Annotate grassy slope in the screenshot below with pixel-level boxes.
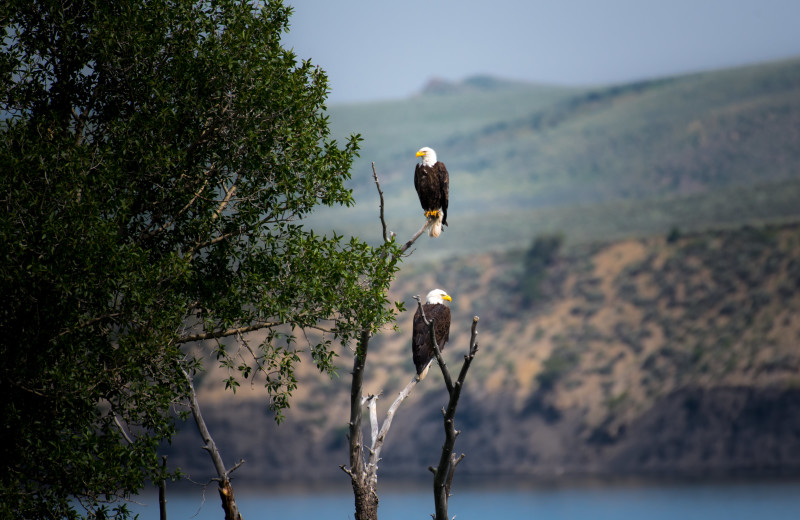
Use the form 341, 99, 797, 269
309, 57, 800, 261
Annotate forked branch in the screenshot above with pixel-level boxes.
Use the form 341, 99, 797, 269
430, 315, 480, 520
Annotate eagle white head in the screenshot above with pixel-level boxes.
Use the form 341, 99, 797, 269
425, 288, 452, 305
416, 146, 437, 167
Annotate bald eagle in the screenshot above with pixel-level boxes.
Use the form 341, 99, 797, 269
415, 147, 449, 237
412, 289, 452, 381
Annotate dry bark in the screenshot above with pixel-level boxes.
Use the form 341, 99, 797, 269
182, 366, 245, 520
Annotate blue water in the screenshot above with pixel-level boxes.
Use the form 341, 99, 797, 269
129, 479, 800, 519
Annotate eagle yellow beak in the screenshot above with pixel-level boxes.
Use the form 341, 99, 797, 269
416, 150, 426, 157
443, 294, 452, 302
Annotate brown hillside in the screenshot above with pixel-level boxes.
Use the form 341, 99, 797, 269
168, 222, 800, 482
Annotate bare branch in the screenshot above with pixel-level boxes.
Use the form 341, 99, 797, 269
442, 452, 466, 502
181, 366, 244, 520
366, 394, 378, 449
177, 321, 280, 343
226, 458, 246, 478
432, 316, 481, 520
371, 163, 389, 243
140, 176, 211, 242
112, 414, 135, 445
182, 367, 228, 480
212, 176, 238, 222
187, 196, 298, 254
372, 162, 428, 255
400, 221, 430, 255
368, 376, 420, 474
181, 174, 240, 259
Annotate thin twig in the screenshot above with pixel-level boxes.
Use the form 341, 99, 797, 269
400, 222, 430, 255
226, 459, 246, 478
371, 162, 389, 243
141, 176, 211, 242
212, 176, 239, 222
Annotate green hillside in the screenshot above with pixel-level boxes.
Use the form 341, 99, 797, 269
308, 57, 800, 261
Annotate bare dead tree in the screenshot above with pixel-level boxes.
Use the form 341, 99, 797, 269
416, 298, 481, 520
341, 164, 430, 520
181, 366, 246, 520
342, 371, 424, 519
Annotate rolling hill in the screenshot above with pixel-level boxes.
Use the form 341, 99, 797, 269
310, 56, 800, 260
165, 57, 800, 485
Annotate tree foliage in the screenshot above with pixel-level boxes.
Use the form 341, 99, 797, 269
0, 0, 399, 517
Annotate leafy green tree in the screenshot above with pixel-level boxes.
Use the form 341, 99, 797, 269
0, 0, 398, 517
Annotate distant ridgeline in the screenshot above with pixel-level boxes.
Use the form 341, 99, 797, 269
167, 221, 800, 482
315, 56, 800, 262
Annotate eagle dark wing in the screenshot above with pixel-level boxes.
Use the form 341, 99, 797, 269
434, 162, 449, 226
411, 303, 452, 375
414, 163, 422, 204
415, 164, 436, 213
412, 307, 430, 375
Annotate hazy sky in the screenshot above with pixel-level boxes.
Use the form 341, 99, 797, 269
283, 0, 800, 104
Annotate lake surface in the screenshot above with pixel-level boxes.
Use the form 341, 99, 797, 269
130, 478, 800, 519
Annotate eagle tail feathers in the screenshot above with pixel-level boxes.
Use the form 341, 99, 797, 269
416, 360, 433, 381
428, 211, 444, 237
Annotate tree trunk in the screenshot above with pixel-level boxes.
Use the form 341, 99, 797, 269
347, 330, 379, 520
341, 170, 429, 520
351, 476, 379, 520
159, 456, 168, 520
218, 480, 243, 520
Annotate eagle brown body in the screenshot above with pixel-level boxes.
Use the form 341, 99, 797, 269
414, 147, 449, 237
412, 289, 452, 380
